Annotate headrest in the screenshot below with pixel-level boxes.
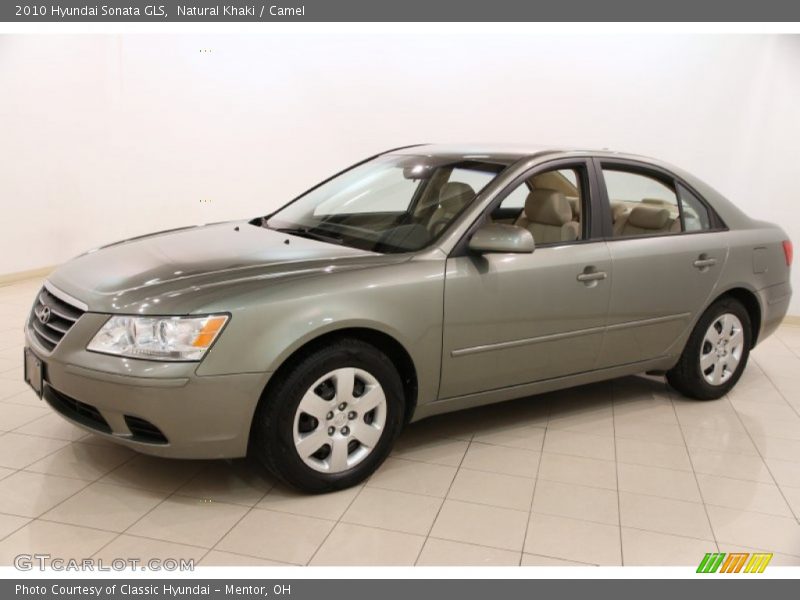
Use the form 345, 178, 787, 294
610, 201, 628, 221
439, 182, 475, 205
525, 189, 572, 226
627, 206, 671, 229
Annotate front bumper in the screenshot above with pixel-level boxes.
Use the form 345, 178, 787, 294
25, 314, 270, 459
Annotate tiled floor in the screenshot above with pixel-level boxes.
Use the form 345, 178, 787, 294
1, 277, 800, 566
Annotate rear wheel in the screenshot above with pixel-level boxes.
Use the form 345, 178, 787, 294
252, 338, 404, 493
666, 297, 751, 400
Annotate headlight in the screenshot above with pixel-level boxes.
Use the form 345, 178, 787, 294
87, 315, 229, 361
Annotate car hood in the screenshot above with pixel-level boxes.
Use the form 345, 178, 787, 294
47, 221, 405, 313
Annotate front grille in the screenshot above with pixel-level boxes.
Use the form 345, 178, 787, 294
124, 415, 169, 444
28, 286, 85, 351
43, 385, 112, 434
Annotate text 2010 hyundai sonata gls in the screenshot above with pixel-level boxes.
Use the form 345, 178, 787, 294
24, 144, 792, 492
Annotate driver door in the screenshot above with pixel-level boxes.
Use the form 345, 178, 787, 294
438, 161, 612, 399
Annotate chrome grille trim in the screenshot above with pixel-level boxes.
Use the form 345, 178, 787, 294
44, 280, 89, 312
28, 284, 87, 352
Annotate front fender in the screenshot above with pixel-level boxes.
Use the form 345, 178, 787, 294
195, 258, 446, 408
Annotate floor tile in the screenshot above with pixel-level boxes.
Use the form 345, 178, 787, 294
696, 473, 793, 517
128, 495, 248, 548
199, 550, 291, 566
617, 463, 701, 502
0, 513, 30, 539
42, 482, 168, 532
14, 413, 93, 441
706, 505, 800, 557
342, 487, 442, 535
689, 448, 774, 483
472, 423, 546, 451
310, 523, 424, 566
613, 415, 685, 446
538, 452, 617, 490
0, 520, 115, 565
521, 553, 592, 566
621, 528, 713, 566
417, 538, 520, 566
618, 492, 713, 540
448, 469, 534, 511
782, 485, 800, 518
532, 479, 619, 526
765, 458, 800, 488
367, 458, 456, 497
681, 425, 759, 456
546, 410, 614, 437
98, 455, 206, 493
460, 442, 540, 478
390, 430, 469, 466
613, 396, 677, 425
26, 441, 134, 481
524, 513, 621, 565
673, 400, 746, 432
0, 471, 86, 517
0, 403, 49, 431
93, 534, 207, 563
0, 433, 69, 469
0, 378, 30, 402
430, 499, 527, 551
177, 460, 274, 507
615, 437, 692, 471
216, 509, 334, 564
257, 484, 361, 521
750, 434, 800, 463
542, 429, 615, 461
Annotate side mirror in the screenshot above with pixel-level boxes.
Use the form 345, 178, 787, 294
468, 223, 535, 254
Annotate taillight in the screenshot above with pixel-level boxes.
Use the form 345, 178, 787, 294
783, 240, 793, 266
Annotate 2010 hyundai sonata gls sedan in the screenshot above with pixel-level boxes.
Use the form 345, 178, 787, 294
24, 144, 792, 492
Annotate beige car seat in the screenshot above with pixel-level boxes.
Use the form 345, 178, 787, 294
428, 182, 475, 235
613, 205, 673, 236
514, 189, 580, 244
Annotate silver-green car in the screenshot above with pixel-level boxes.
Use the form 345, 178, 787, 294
24, 145, 793, 492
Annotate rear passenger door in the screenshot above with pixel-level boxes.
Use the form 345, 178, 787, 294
596, 160, 729, 368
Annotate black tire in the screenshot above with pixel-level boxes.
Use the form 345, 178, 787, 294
251, 338, 405, 493
666, 297, 752, 400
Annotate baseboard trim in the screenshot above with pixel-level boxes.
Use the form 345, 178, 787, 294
0, 266, 55, 287
782, 315, 800, 326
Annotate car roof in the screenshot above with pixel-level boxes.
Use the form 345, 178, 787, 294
391, 143, 664, 165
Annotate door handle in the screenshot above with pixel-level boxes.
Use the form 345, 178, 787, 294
693, 257, 717, 269
577, 271, 607, 282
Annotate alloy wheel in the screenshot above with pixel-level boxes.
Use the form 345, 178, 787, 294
292, 367, 387, 473
700, 313, 745, 386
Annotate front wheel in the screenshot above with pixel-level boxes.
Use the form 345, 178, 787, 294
666, 297, 752, 400
251, 338, 405, 493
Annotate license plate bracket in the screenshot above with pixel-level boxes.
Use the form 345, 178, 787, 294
23, 348, 44, 398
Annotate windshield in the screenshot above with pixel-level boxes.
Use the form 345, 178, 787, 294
263, 154, 508, 253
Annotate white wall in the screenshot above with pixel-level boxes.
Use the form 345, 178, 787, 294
1, 33, 799, 311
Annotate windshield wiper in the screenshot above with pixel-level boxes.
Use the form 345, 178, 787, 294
276, 227, 344, 245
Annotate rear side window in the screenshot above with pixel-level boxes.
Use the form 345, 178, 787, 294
602, 168, 680, 237
678, 184, 712, 231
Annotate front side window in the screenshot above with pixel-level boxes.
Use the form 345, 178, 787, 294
603, 168, 680, 237
493, 167, 585, 245
265, 155, 505, 253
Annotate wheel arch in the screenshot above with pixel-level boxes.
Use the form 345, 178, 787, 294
251, 326, 420, 444
711, 286, 763, 348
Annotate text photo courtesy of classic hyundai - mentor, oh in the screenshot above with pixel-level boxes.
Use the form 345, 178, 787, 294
22, 144, 792, 492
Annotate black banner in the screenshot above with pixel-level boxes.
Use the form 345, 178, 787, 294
3, 0, 800, 22
5, 579, 800, 600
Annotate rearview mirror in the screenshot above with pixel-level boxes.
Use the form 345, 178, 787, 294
468, 223, 535, 254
